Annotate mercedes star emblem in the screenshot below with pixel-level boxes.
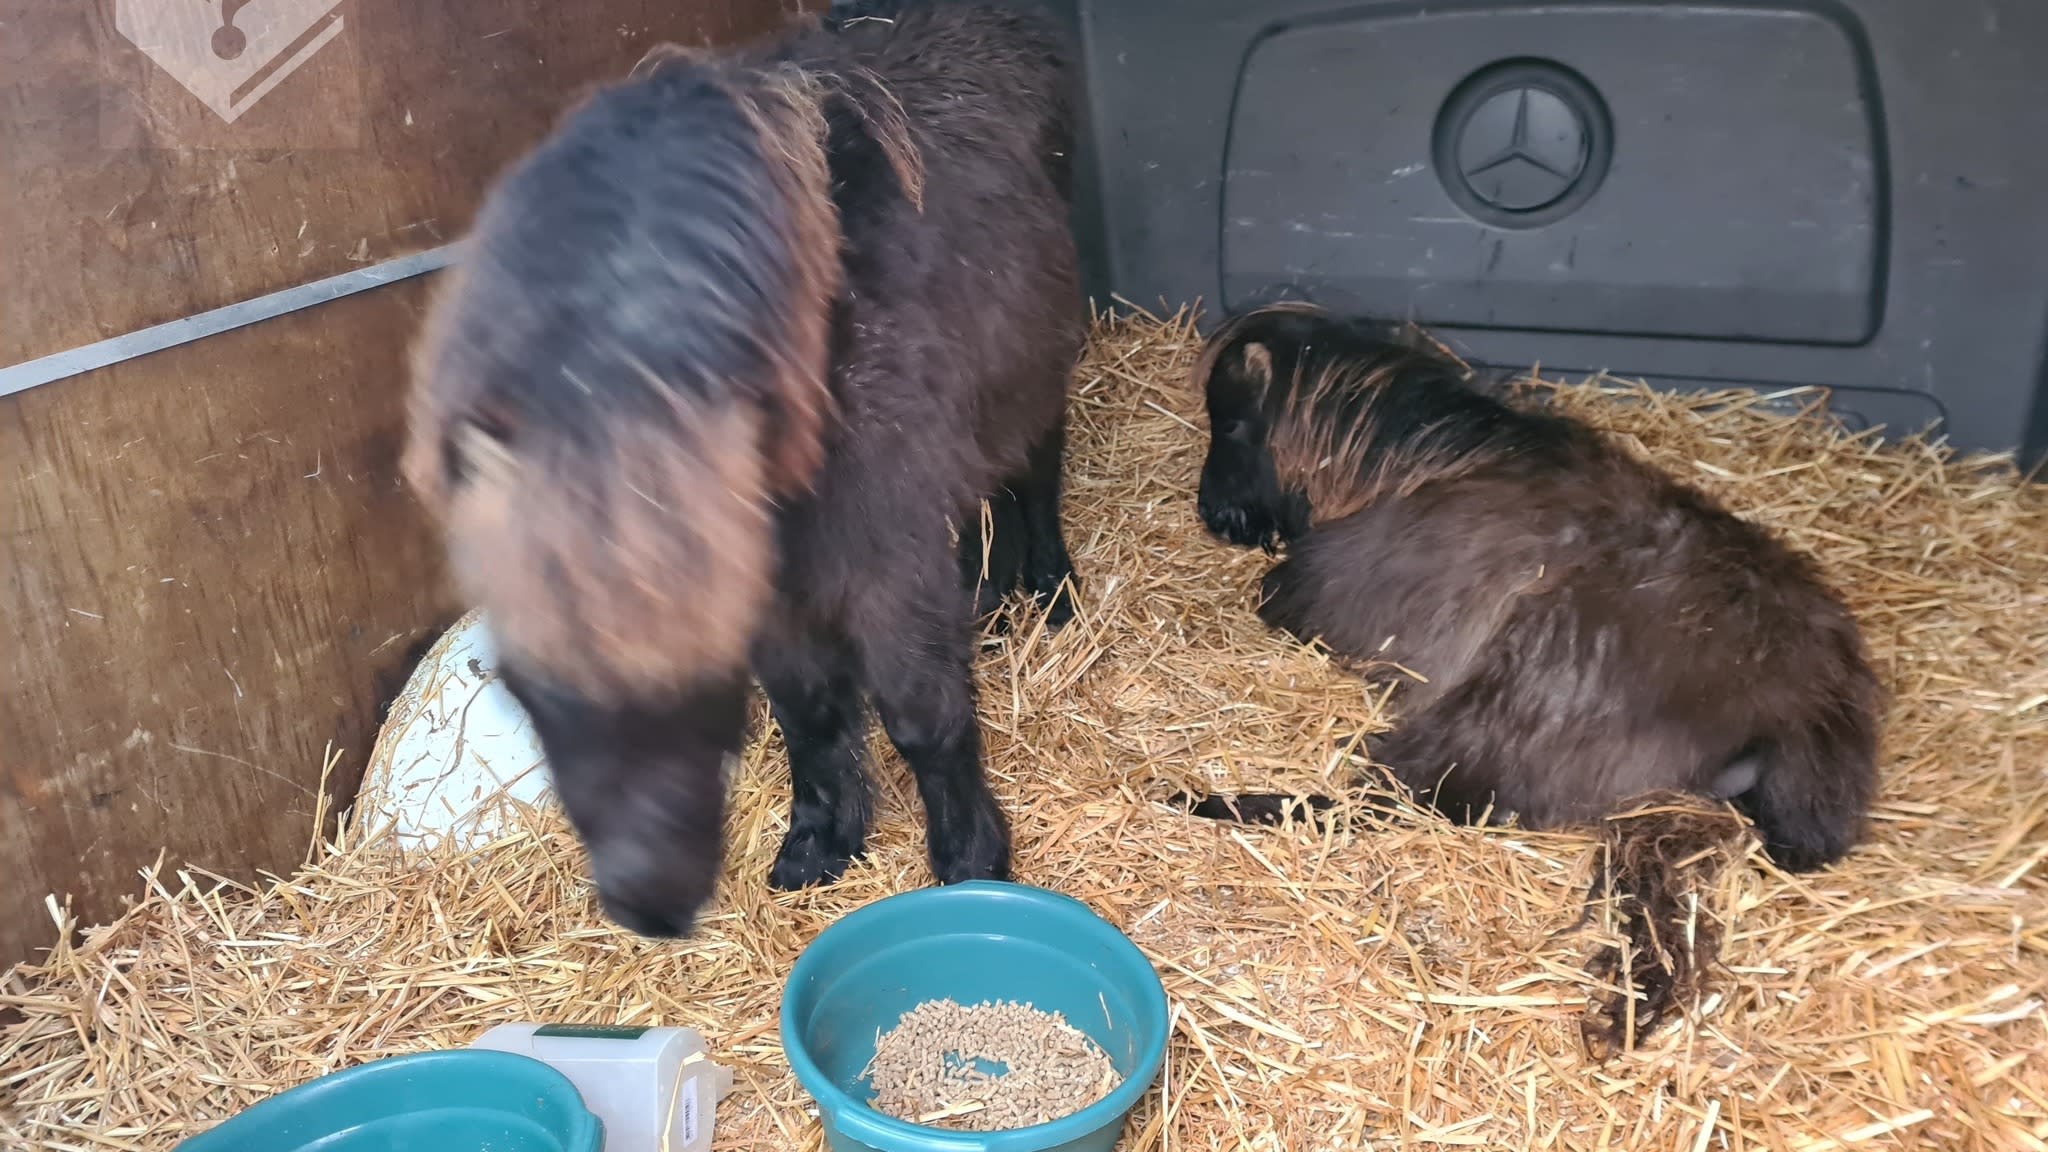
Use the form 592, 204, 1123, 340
1433, 60, 1614, 229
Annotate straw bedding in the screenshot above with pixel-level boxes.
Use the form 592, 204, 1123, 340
4, 311, 2045, 1150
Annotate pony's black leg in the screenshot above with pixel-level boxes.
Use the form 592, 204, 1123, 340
857, 570, 1010, 886
958, 488, 1027, 622
1015, 414, 1078, 628
1255, 555, 1315, 643
754, 622, 874, 891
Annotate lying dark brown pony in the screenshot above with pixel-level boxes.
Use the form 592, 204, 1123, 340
1181, 302, 1884, 1050
404, 0, 1083, 937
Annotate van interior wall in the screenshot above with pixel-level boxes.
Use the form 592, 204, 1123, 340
0, 0, 813, 971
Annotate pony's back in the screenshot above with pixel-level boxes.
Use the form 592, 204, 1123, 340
783, 0, 1083, 498
1269, 445, 1881, 871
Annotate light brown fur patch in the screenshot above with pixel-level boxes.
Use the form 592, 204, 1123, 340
401, 58, 861, 704
1240, 341, 1271, 383
1263, 355, 1488, 525
442, 401, 774, 703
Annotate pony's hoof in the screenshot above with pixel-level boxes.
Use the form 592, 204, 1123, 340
768, 826, 861, 891
927, 810, 1011, 885
1023, 569, 1079, 631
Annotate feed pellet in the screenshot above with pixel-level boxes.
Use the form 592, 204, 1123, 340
860, 997, 1124, 1130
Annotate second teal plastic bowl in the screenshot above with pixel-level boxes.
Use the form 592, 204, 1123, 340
780, 880, 1170, 1152
172, 1049, 603, 1152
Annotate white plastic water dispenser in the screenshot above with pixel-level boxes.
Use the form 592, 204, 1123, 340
468, 1022, 733, 1152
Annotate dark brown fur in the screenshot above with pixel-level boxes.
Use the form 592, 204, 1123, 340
404, 0, 1083, 937
1182, 302, 1885, 1045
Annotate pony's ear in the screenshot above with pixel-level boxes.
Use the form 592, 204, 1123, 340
1240, 341, 1272, 387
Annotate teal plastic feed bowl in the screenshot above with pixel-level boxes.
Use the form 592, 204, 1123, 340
781, 880, 1170, 1152
173, 1049, 603, 1152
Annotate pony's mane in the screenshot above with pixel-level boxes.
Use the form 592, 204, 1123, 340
1196, 303, 1488, 524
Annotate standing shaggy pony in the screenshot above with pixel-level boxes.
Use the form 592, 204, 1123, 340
404, 0, 1084, 937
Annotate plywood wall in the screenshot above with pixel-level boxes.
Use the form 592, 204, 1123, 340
0, 0, 814, 970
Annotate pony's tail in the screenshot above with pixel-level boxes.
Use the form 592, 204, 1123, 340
404, 59, 846, 705
1734, 654, 1884, 874
1577, 793, 1749, 1060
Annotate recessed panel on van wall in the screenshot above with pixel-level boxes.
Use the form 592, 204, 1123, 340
1220, 6, 1883, 346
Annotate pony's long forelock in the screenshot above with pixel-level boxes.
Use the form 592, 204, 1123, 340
400, 263, 470, 518
404, 56, 859, 703
445, 402, 776, 704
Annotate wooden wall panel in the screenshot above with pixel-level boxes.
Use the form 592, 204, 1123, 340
0, 0, 815, 969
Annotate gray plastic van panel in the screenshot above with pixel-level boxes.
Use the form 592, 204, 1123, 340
1223, 6, 1882, 345
1043, 0, 2048, 470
